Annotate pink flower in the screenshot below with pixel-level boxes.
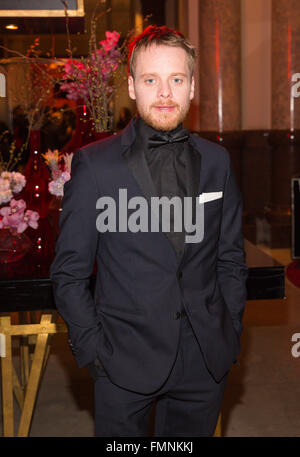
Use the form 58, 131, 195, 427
64, 59, 81, 76
63, 153, 73, 173
0, 205, 11, 217
0, 198, 25, 223
0, 171, 26, 204
18, 210, 40, 233
15, 221, 27, 233
10, 198, 26, 213
61, 171, 71, 182
52, 169, 62, 180
0, 204, 23, 229
99, 31, 120, 52
48, 171, 70, 197
9, 209, 39, 234
0, 198, 39, 233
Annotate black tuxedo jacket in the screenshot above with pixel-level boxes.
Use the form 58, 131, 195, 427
50, 117, 248, 393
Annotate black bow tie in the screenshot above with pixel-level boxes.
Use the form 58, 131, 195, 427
148, 128, 189, 149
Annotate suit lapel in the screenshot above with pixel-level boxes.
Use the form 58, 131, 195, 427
185, 138, 202, 224
122, 137, 159, 206
186, 140, 201, 200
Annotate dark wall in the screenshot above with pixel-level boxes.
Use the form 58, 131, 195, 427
140, 0, 166, 26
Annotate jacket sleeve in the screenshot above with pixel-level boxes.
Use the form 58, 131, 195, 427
50, 149, 102, 367
217, 149, 248, 338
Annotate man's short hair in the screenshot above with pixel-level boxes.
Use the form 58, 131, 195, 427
127, 25, 196, 79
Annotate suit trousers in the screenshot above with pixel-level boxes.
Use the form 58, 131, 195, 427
92, 312, 228, 437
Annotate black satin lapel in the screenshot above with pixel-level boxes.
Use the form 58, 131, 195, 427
185, 141, 201, 200
122, 144, 159, 204
181, 141, 202, 259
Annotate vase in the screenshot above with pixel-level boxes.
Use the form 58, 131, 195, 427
48, 195, 63, 236
49, 195, 63, 212
0, 228, 32, 264
21, 130, 52, 219
61, 98, 113, 151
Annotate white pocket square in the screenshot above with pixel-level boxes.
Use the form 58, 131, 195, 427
199, 192, 223, 204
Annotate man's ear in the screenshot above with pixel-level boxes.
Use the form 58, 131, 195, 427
128, 76, 136, 100
190, 76, 195, 101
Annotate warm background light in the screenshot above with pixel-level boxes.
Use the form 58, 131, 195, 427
5, 24, 18, 30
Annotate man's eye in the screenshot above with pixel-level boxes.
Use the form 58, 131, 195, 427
173, 78, 183, 84
145, 79, 155, 84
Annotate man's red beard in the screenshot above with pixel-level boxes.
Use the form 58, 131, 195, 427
137, 100, 190, 131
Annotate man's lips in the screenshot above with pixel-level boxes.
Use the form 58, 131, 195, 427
153, 105, 176, 112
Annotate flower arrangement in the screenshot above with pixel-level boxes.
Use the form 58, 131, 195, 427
60, 3, 127, 133
42, 149, 73, 197
0, 171, 40, 234
0, 198, 39, 234
61, 30, 120, 101
0, 171, 26, 205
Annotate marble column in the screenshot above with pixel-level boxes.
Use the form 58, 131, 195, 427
272, 0, 300, 130
265, 0, 300, 247
197, 0, 243, 192
198, 0, 241, 132
178, 0, 200, 131
133, 0, 143, 35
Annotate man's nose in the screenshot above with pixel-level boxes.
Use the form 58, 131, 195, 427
158, 80, 172, 98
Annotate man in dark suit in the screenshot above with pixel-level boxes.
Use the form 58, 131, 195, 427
50, 25, 248, 437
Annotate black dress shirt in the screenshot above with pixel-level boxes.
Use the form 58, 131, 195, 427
133, 116, 189, 259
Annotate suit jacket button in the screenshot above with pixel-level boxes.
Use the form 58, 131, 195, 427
68, 339, 76, 354
174, 311, 181, 319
